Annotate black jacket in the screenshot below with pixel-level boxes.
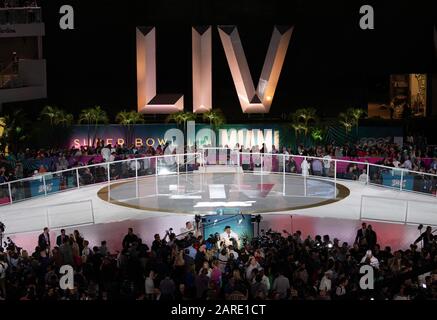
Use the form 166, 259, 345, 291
38, 233, 50, 250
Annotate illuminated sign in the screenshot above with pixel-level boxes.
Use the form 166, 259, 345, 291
69, 123, 281, 150
136, 25, 293, 114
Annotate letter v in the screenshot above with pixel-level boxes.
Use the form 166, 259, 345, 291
218, 25, 293, 113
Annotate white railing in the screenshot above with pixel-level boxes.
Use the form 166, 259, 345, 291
360, 195, 437, 226
0, 199, 95, 234
0, 149, 436, 208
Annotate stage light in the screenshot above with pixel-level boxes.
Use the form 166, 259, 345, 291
238, 218, 243, 224
194, 201, 255, 208
213, 219, 218, 225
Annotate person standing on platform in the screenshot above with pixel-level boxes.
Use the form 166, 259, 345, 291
220, 226, 239, 248
301, 158, 310, 177
38, 227, 51, 255
122, 228, 138, 249
56, 229, 68, 247
354, 222, 368, 248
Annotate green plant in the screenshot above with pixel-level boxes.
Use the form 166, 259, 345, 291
166, 111, 197, 144
202, 108, 226, 128
40, 106, 73, 127
310, 127, 324, 143
289, 107, 318, 146
0, 110, 30, 154
115, 110, 144, 146
79, 106, 109, 147
346, 107, 366, 135
338, 112, 355, 134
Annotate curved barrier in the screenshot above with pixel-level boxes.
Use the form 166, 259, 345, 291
0, 149, 436, 207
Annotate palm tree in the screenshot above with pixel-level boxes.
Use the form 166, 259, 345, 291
290, 121, 306, 147
290, 108, 318, 146
0, 110, 29, 154
55, 110, 74, 127
338, 112, 355, 135
346, 108, 366, 136
310, 127, 324, 143
202, 108, 226, 128
165, 111, 186, 126
115, 110, 144, 146
40, 105, 58, 126
166, 111, 197, 144
79, 106, 109, 147
40, 106, 74, 127
0, 116, 7, 153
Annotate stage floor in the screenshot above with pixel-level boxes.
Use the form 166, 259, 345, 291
1, 172, 437, 248
98, 173, 348, 214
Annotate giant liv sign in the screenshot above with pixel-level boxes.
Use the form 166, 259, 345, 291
136, 25, 293, 114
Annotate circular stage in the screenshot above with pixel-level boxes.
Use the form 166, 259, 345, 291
98, 172, 350, 214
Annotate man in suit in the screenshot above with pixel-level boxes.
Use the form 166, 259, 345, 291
354, 223, 368, 248
366, 225, 377, 250
56, 229, 68, 247
38, 227, 51, 253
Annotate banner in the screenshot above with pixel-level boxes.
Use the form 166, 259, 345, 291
30, 176, 61, 197
381, 173, 414, 191
68, 124, 287, 149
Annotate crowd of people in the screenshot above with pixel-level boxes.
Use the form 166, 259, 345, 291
0, 134, 436, 201
0, 134, 436, 183
0, 222, 437, 301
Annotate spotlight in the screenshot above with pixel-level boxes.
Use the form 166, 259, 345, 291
238, 218, 243, 224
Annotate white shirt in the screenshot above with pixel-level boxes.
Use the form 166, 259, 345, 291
283, 151, 290, 161
301, 160, 310, 176
402, 160, 412, 170
101, 147, 111, 162
228, 249, 239, 260
220, 231, 239, 247
323, 155, 332, 169
252, 274, 270, 291
145, 277, 155, 294
129, 160, 138, 171
319, 276, 332, 291
360, 255, 380, 269
246, 263, 261, 280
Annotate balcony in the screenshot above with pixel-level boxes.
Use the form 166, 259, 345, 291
0, 7, 44, 37
0, 58, 47, 104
